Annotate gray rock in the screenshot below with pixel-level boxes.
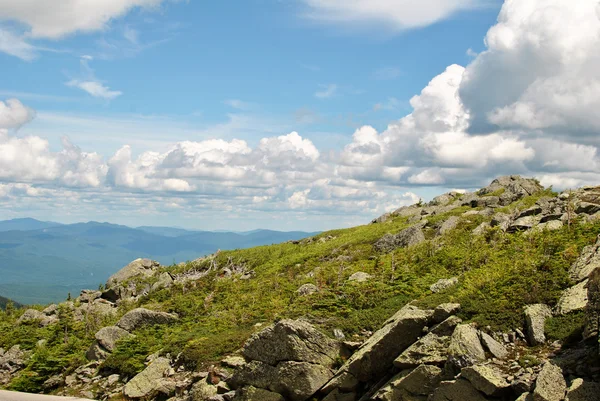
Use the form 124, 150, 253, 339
123, 357, 171, 399
326, 305, 432, 383
438, 216, 460, 235
478, 176, 544, 205
86, 341, 109, 361
319, 371, 359, 393
508, 216, 540, 232
17, 309, 57, 327
79, 289, 102, 303
533, 362, 566, 401
569, 236, 600, 282
430, 277, 459, 293
242, 319, 340, 367
95, 326, 133, 352
106, 258, 160, 288
321, 388, 356, 401
576, 202, 600, 215
446, 324, 486, 370
234, 386, 284, 401
347, 272, 372, 283
472, 222, 491, 236
151, 272, 174, 292
296, 283, 318, 296
479, 332, 508, 359
192, 380, 219, 401
491, 213, 512, 232
556, 280, 589, 315
116, 308, 178, 331
517, 394, 534, 401
42, 374, 64, 390
430, 315, 462, 336
397, 364, 442, 395
429, 379, 487, 401
524, 304, 552, 346
432, 303, 461, 323
431, 192, 461, 207
393, 331, 450, 369
42, 304, 58, 316
535, 220, 564, 232
221, 356, 246, 368
461, 364, 510, 396
565, 378, 600, 401
374, 225, 425, 253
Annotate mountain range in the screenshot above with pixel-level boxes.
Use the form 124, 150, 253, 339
0, 218, 317, 305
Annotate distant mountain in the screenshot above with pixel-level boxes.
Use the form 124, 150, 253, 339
0, 218, 61, 232
0, 219, 318, 305
0, 294, 20, 310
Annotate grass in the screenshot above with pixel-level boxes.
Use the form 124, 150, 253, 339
1, 192, 598, 390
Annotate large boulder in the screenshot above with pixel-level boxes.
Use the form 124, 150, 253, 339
123, 357, 171, 399
479, 332, 508, 360
325, 305, 433, 383
430, 277, 458, 293
429, 379, 487, 401
478, 176, 544, 205
234, 386, 285, 401
372, 364, 442, 400
533, 362, 566, 401
107, 258, 160, 288
556, 280, 589, 315
565, 378, 600, 401
374, 226, 425, 253
461, 364, 510, 396
524, 304, 552, 346
438, 216, 460, 235
116, 308, 178, 332
584, 267, 600, 345
95, 326, 133, 352
241, 319, 340, 367
17, 309, 57, 327
570, 236, 600, 283
446, 324, 486, 370
393, 331, 451, 369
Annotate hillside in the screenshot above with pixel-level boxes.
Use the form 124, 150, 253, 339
0, 176, 599, 401
0, 220, 317, 304
0, 295, 20, 310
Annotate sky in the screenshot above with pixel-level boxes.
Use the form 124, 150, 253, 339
0, 0, 599, 232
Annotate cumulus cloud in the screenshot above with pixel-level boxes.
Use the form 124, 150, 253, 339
0, 98, 35, 129
0, 0, 166, 39
302, 0, 484, 31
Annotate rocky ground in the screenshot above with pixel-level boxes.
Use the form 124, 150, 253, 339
1, 176, 600, 401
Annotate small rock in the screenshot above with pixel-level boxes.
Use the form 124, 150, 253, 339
347, 272, 372, 283
296, 283, 318, 296
556, 280, 589, 315
524, 304, 552, 346
479, 332, 508, 360
430, 277, 459, 293
221, 356, 246, 369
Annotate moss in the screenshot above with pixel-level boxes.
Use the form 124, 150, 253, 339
545, 311, 586, 345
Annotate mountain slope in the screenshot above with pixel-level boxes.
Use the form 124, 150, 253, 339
0, 218, 61, 232
1, 176, 599, 398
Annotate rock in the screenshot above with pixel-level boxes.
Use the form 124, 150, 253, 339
524, 304, 552, 346
430, 277, 459, 293
584, 266, 599, 342
326, 305, 432, 383
535, 220, 564, 232
508, 216, 540, 232
222, 356, 246, 368
374, 225, 425, 253
461, 364, 510, 396
296, 283, 318, 296
86, 341, 109, 361
242, 319, 340, 367
79, 289, 102, 303
42, 304, 58, 315
517, 394, 534, 401
432, 303, 461, 323
576, 202, 600, 215
397, 364, 442, 395
234, 386, 284, 401
565, 378, 600, 401
393, 331, 450, 369
429, 379, 488, 401
107, 374, 120, 386
570, 236, 600, 282
430, 316, 462, 336
438, 216, 460, 235
116, 308, 178, 331
107, 258, 160, 288
556, 280, 589, 315
319, 371, 359, 393
42, 374, 64, 390
191, 380, 219, 401
431, 192, 460, 207
347, 272, 372, 283
473, 222, 491, 236
533, 362, 566, 401
371, 213, 392, 224
479, 332, 508, 359
478, 176, 544, 205
491, 213, 512, 231
152, 272, 174, 292
95, 326, 133, 352
123, 357, 171, 399
17, 309, 57, 327
270, 361, 335, 401
321, 388, 356, 401
333, 329, 345, 340
446, 324, 486, 370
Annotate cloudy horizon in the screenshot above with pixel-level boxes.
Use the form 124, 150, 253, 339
1, 0, 599, 232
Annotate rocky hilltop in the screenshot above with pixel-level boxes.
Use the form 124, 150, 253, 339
1, 176, 599, 401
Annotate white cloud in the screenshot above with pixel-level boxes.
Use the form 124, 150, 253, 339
302, 0, 484, 31
315, 84, 338, 99
66, 80, 123, 100
0, 0, 166, 39
0, 28, 37, 60
0, 98, 35, 129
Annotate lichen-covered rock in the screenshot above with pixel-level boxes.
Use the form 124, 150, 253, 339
524, 304, 552, 346
430, 277, 459, 293
533, 362, 566, 401
95, 326, 133, 352
461, 364, 510, 396
584, 267, 600, 343
326, 305, 432, 383
17, 309, 57, 327
438, 216, 460, 235
569, 236, 600, 283
479, 332, 508, 360
565, 378, 600, 401
397, 364, 442, 395
123, 357, 171, 399
472, 222, 491, 236
191, 379, 219, 401
151, 272, 174, 292
296, 283, 318, 296
446, 324, 486, 370
321, 388, 356, 401
393, 332, 450, 369
556, 280, 589, 315
234, 386, 284, 401
429, 379, 487, 401
242, 319, 340, 367
107, 258, 160, 288
347, 272, 372, 283
478, 176, 544, 205
374, 225, 425, 253
432, 303, 461, 323
116, 308, 178, 332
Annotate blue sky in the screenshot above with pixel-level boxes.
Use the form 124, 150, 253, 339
1, 0, 599, 231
